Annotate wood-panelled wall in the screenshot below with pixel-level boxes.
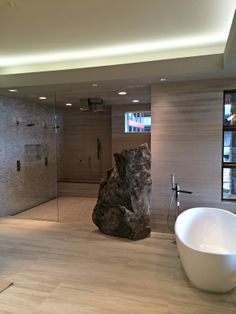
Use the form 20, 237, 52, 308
59, 107, 112, 182
151, 79, 236, 217
111, 104, 151, 158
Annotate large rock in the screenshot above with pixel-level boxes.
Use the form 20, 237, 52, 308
92, 143, 152, 240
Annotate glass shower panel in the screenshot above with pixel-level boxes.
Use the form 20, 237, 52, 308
0, 96, 7, 216
56, 94, 112, 184
0, 91, 58, 221
55, 92, 112, 226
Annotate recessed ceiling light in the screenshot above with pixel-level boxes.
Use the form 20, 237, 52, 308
65, 103, 72, 106
39, 96, 47, 100
118, 91, 127, 95
160, 78, 166, 81
8, 89, 18, 92
92, 83, 98, 87
132, 99, 140, 103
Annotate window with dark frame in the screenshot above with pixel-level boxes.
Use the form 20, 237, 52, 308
222, 90, 236, 200
124, 111, 151, 133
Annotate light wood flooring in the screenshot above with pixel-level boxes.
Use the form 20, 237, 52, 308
0, 198, 234, 313
14, 197, 97, 229
14, 197, 174, 233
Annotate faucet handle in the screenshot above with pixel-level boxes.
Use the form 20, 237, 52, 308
179, 189, 192, 194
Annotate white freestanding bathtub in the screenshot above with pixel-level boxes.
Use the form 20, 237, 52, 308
175, 207, 236, 293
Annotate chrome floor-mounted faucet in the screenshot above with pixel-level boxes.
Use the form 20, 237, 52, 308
171, 173, 192, 216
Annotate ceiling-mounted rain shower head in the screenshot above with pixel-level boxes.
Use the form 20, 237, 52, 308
80, 98, 104, 112
90, 98, 104, 112
80, 99, 91, 112
94, 103, 105, 112
80, 105, 90, 112
89, 98, 103, 105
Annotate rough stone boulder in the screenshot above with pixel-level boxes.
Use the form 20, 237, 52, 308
92, 143, 152, 240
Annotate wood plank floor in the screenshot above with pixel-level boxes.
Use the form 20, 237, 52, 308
14, 197, 97, 228
0, 216, 235, 313
14, 197, 174, 233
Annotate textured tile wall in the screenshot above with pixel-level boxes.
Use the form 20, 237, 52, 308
0, 96, 57, 216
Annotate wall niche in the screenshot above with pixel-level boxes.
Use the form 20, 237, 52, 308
25, 144, 42, 162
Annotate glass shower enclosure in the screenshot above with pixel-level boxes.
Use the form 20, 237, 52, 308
0, 92, 59, 221
0, 89, 112, 223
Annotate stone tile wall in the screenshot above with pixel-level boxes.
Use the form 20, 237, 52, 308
0, 96, 57, 216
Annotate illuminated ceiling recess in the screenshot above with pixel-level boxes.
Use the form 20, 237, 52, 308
0, 0, 235, 75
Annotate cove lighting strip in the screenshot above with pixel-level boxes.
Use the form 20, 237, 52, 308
0, 33, 227, 67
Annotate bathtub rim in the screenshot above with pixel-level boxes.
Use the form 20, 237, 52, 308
175, 207, 236, 256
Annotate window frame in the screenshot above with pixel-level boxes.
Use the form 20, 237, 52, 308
222, 90, 236, 201
124, 111, 151, 134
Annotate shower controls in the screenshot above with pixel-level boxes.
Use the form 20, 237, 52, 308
45, 157, 48, 167
96, 138, 101, 160
17, 160, 21, 172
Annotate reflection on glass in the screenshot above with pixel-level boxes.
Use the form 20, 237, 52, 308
125, 111, 151, 133
224, 93, 236, 125
223, 168, 236, 199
